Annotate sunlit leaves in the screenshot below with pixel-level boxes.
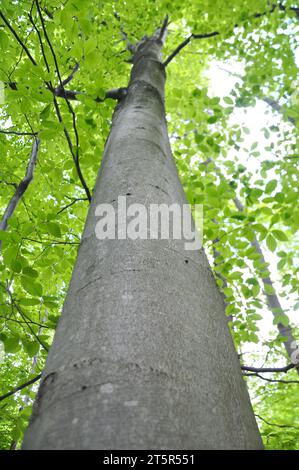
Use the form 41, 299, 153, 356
20, 277, 43, 297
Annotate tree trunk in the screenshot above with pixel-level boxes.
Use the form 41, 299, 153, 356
233, 197, 298, 365
22, 33, 262, 450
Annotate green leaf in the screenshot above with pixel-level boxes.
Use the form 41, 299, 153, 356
21, 277, 43, 297
23, 340, 40, 357
265, 180, 277, 194
11, 259, 22, 273
40, 104, 51, 120
273, 314, 289, 327
46, 222, 61, 238
223, 96, 234, 105
266, 234, 277, 252
271, 230, 288, 241
22, 267, 39, 278
19, 298, 40, 306
207, 115, 218, 124
4, 336, 20, 353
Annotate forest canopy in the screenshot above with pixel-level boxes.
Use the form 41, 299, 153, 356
0, 0, 298, 449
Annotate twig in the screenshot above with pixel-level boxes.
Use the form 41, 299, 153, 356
0, 374, 42, 402
255, 413, 299, 430
0, 129, 37, 136
4, 285, 49, 352
0, 11, 37, 66
244, 372, 299, 384
56, 197, 88, 215
0, 315, 50, 329
23, 237, 79, 245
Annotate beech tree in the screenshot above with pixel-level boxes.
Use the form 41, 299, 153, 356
0, 0, 298, 449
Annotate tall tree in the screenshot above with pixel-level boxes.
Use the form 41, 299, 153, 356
22, 21, 262, 450
0, 0, 298, 450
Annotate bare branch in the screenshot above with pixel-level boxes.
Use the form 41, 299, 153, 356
98, 87, 128, 102
164, 2, 297, 67
31, 3, 91, 201
0, 374, 42, 402
158, 15, 169, 43
244, 372, 299, 384
28, 11, 50, 75
52, 96, 92, 201
163, 31, 219, 66
23, 237, 80, 245
0, 138, 40, 234
255, 414, 299, 429
241, 363, 297, 373
0, 129, 37, 136
35, 0, 62, 84
56, 197, 88, 215
54, 87, 128, 102
263, 97, 296, 126
61, 62, 80, 87
163, 34, 192, 67
4, 285, 49, 352
0, 11, 37, 66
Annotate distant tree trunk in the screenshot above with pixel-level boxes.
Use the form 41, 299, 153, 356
22, 30, 262, 450
234, 197, 298, 366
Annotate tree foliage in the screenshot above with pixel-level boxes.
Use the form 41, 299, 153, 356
0, 0, 298, 449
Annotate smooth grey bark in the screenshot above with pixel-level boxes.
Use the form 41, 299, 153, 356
234, 197, 298, 364
23, 34, 262, 449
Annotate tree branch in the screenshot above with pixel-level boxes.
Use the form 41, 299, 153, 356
0, 374, 42, 402
241, 363, 297, 373
158, 15, 169, 44
0, 137, 40, 235
164, 2, 297, 67
61, 62, 80, 87
263, 97, 296, 125
34, 1, 91, 202
163, 34, 192, 67
54, 86, 128, 102
56, 197, 88, 215
4, 285, 49, 352
255, 413, 299, 429
23, 237, 80, 245
244, 372, 299, 384
0, 129, 37, 137
164, 31, 219, 66
0, 11, 37, 66
52, 96, 92, 201
28, 11, 92, 205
